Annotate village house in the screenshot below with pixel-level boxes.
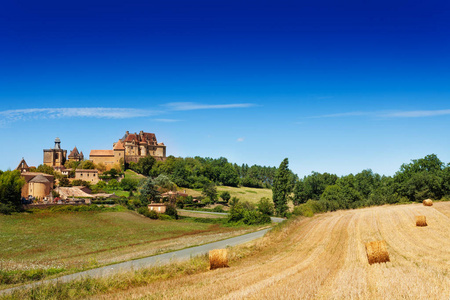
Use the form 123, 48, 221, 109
74, 169, 99, 184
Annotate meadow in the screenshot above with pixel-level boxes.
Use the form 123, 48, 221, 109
0, 209, 257, 287
183, 186, 272, 204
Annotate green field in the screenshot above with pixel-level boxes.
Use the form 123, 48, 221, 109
182, 186, 273, 204
0, 209, 253, 287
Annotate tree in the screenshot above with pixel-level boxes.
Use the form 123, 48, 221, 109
202, 182, 218, 203
120, 178, 139, 191
139, 177, 160, 204
272, 158, 292, 216
154, 174, 177, 192
0, 170, 25, 214
137, 155, 156, 176
36, 164, 55, 175
107, 179, 120, 190
59, 177, 71, 187
257, 197, 274, 216
78, 160, 95, 170
220, 191, 231, 202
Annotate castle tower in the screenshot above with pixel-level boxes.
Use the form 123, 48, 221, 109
43, 137, 67, 170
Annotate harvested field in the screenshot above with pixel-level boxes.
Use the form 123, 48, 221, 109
99, 202, 450, 299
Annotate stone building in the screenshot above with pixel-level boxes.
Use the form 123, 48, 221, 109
43, 138, 67, 171
16, 158, 31, 173
90, 131, 166, 169
68, 147, 84, 162
21, 172, 54, 199
74, 169, 99, 184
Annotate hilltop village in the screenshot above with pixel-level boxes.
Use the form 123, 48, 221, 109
17, 131, 166, 202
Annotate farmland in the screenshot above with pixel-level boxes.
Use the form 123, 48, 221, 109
97, 201, 450, 299
0, 209, 258, 287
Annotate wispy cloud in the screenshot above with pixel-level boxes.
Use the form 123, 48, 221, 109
237, 137, 245, 142
309, 111, 371, 119
310, 109, 450, 119
152, 118, 181, 122
0, 102, 257, 127
164, 102, 256, 111
380, 109, 450, 118
0, 107, 158, 127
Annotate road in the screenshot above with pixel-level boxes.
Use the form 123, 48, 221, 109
0, 216, 283, 296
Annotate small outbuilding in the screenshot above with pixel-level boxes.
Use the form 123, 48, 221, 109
148, 203, 167, 213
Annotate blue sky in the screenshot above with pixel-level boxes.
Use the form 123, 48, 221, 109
1, 0, 450, 177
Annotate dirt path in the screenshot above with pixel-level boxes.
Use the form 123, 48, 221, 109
100, 202, 450, 299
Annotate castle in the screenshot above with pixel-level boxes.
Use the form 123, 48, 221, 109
89, 131, 166, 169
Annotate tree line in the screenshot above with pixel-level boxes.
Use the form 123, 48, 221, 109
128, 155, 295, 189
271, 154, 450, 216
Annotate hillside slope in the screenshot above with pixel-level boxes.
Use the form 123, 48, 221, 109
101, 202, 450, 299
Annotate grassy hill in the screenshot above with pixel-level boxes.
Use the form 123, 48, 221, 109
181, 186, 273, 204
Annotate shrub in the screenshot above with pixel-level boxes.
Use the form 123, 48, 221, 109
158, 214, 173, 221
257, 197, 274, 216
212, 205, 225, 213
147, 209, 158, 219
292, 200, 327, 217
165, 204, 178, 219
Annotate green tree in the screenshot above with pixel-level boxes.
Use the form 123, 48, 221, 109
272, 158, 292, 216
154, 174, 177, 192
220, 191, 231, 202
107, 179, 120, 190
202, 182, 218, 203
257, 197, 274, 216
36, 164, 55, 175
78, 160, 95, 170
59, 177, 71, 187
120, 178, 139, 191
0, 170, 25, 214
139, 177, 160, 204
137, 155, 156, 176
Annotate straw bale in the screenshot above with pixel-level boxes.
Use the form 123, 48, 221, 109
209, 249, 229, 270
423, 199, 433, 206
365, 240, 390, 265
415, 215, 427, 227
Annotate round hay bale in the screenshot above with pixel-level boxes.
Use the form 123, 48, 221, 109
415, 215, 427, 227
423, 199, 433, 206
365, 240, 390, 265
209, 249, 229, 270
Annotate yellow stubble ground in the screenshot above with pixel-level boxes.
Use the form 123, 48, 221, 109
97, 202, 450, 300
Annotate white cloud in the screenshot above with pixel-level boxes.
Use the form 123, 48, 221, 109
164, 102, 256, 111
153, 118, 181, 122
237, 137, 245, 142
0, 107, 158, 127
